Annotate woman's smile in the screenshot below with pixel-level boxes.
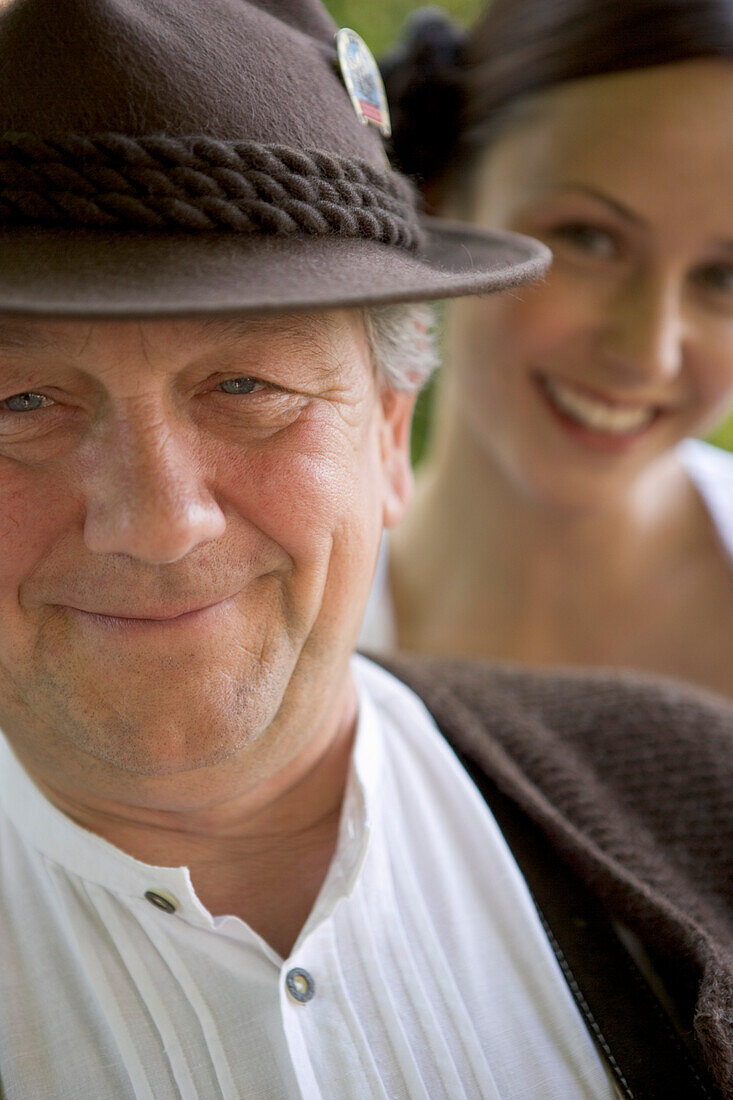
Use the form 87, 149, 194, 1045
533, 371, 662, 450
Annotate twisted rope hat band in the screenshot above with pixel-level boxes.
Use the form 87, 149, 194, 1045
0, 133, 425, 250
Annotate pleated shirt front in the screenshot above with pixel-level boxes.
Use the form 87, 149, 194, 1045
0, 656, 617, 1100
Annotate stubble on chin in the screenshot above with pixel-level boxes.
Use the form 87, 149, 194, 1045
2, 618, 300, 778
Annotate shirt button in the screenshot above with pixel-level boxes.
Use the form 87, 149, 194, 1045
286, 967, 316, 1004
144, 889, 179, 914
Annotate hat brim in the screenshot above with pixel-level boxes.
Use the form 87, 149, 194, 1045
0, 218, 550, 318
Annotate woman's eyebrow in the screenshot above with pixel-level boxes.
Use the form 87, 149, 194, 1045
548, 184, 647, 227
537, 187, 733, 254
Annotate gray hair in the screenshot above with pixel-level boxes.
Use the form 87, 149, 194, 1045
363, 302, 439, 393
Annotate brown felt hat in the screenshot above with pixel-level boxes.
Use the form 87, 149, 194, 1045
0, 0, 550, 318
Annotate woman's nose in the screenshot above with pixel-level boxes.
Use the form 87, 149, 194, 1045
600, 271, 686, 387
82, 413, 226, 564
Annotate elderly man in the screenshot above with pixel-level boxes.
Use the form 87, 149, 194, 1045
0, 1, 729, 1098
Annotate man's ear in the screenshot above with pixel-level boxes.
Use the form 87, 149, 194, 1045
378, 386, 417, 528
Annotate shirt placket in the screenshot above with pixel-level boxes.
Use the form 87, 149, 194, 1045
279, 917, 386, 1100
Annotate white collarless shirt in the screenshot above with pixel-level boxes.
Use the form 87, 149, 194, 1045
0, 656, 619, 1099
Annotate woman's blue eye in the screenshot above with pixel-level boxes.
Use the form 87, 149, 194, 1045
2, 391, 49, 412
219, 377, 259, 395
554, 223, 617, 258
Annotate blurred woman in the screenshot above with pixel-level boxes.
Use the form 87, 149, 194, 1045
361, 0, 733, 697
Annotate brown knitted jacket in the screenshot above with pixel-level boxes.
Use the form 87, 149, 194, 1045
379, 656, 733, 1098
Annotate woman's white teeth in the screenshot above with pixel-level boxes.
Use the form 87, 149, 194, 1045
541, 377, 656, 435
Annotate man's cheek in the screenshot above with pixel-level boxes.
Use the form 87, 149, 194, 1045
220, 436, 367, 543
0, 473, 70, 594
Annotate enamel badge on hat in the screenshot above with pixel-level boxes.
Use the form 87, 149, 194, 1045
336, 28, 391, 138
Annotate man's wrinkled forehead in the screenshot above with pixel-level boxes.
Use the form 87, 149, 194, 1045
0, 311, 344, 356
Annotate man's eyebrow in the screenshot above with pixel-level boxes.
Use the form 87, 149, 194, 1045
548, 184, 647, 227
197, 312, 338, 345
197, 312, 345, 373
0, 321, 55, 352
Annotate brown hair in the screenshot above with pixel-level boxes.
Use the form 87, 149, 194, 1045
382, 0, 733, 191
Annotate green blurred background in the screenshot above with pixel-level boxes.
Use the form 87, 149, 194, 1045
325, 0, 733, 455
326, 0, 480, 53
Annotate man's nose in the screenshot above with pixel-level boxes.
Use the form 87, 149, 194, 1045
600, 271, 685, 386
82, 412, 226, 564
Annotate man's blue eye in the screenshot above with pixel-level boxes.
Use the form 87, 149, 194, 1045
2, 391, 49, 412
219, 377, 259, 394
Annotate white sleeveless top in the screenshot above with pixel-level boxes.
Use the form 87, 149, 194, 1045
360, 439, 733, 653
678, 438, 733, 567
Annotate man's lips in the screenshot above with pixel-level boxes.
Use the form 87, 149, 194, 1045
63, 595, 236, 624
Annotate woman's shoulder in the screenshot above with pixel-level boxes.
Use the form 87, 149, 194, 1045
678, 438, 733, 567
678, 436, 733, 480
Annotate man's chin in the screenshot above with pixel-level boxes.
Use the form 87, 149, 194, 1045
23, 651, 296, 777
67, 688, 282, 776
76, 722, 262, 777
